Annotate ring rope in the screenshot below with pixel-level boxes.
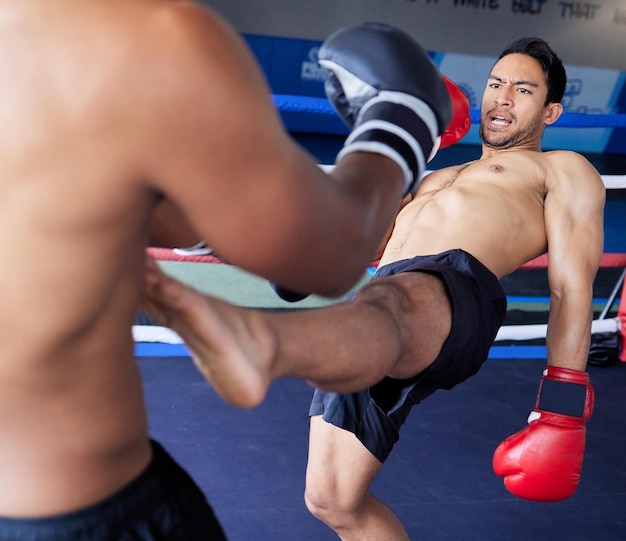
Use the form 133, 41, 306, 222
273, 94, 626, 134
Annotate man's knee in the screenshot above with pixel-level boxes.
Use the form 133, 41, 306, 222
304, 484, 331, 522
306, 417, 381, 528
304, 480, 361, 529
304, 468, 334, 517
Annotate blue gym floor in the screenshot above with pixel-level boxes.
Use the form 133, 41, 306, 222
139, 356, 626, 540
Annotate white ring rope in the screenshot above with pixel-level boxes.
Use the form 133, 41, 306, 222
134, 316, 623, 345
495, 317, 621, 342
133, 325, 184, 344
602, 174, 626, 189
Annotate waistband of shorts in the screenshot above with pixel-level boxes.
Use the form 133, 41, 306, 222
376, 249, 495, 281
0, 440, 174, 535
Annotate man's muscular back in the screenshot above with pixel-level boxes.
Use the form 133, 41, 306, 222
0, 0, 239, 518
0, 0, 411, 520
380, 149, 603, 279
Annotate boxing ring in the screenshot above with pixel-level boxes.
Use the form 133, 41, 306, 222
134, 107, 626, 541
135, 105, 626, 364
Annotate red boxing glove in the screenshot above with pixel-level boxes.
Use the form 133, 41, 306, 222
440, 76, 471, 148
492, 366, 594, 502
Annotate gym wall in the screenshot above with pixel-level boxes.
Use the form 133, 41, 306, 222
202, 0, 626, 155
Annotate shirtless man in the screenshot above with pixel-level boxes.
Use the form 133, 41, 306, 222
143, 37, 605, 539
0, 4, 453, 540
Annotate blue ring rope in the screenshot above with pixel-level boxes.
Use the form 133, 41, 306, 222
272, 95, 626, 130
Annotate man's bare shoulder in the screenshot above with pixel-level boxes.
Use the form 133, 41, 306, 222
542, 150, 604, 189
542, 149, 592, 166
144, 2, 244, 58
100, 1, 283, 187
122, 2, 251, 85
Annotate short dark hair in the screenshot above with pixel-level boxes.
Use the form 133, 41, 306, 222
498, 37, 566, 105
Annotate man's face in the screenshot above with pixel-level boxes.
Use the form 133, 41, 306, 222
479, 53, 551, 150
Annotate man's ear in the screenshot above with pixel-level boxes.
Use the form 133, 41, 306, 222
544, 102, 563, 126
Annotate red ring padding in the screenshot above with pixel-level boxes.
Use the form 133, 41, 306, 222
147, 247, 224, 264
519, 253, 626, 269
618, 268, 626, 362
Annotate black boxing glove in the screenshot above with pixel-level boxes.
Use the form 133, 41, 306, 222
320, 22, 452, 195
270, 283, 309, 303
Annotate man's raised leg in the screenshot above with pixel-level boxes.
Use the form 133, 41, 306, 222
142, 256, 452, 408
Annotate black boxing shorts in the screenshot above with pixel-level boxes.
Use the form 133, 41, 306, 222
309, 249, 507, 462
0, 440, 227, 541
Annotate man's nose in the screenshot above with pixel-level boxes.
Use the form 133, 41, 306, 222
495, 89, 512, 106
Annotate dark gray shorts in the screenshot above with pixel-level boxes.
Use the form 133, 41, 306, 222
0, 440, 227, 541
309, 249, 507, 462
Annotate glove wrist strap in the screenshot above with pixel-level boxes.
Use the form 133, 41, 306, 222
535, 368, 594, 420
536, 379, 587, 417
337, 93, 438, 196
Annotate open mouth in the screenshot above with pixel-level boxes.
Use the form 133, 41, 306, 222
487, 111, 513, 129
491, 115, 511, 126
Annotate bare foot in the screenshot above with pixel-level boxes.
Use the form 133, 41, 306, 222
142, 257, 276, 408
